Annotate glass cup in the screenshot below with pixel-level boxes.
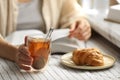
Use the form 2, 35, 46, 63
22, 34, 51, 72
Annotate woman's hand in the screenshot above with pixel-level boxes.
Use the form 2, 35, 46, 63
69, 17, 91, 40
15, 45, 33, 70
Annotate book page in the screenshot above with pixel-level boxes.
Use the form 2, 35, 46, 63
5, 29, 69, 45
51, 29, 70, 41
51, 37, 80, 53
50, 29, 83, 53
5, 30, 44, 45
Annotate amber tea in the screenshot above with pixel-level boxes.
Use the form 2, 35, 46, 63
26, 34, 51, 71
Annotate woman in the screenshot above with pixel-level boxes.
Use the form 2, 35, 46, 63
0, 0, 91, 70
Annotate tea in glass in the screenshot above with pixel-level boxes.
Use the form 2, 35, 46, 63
26, 34, 51, 72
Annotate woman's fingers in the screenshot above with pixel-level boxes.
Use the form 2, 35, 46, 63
19, 64, 31, 70
18, 53, 33, 65
69, 22, 77, 38
69, 19, 91, 40
16, 45, 33, 70
72, 27, 91, 40
18, 45, 30, 56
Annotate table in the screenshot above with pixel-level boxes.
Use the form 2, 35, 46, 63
0, 32, 120, 80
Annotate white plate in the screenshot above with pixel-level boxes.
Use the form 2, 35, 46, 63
61, 52, 116, 70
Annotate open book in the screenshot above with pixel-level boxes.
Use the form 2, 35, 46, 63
5, 29, 82, 53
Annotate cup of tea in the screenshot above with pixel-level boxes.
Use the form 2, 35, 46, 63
23, 34, 51, 72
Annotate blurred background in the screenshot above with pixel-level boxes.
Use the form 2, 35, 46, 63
78, 0, 119, 15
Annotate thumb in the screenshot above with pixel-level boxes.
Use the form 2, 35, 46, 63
69, 22, 76, 38
70, 22, 76, 32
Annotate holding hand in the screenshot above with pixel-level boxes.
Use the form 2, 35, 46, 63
69, 17, 91, 40
15, 45, 33, 70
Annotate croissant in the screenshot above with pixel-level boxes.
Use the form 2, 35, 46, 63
72, 48, 104, 66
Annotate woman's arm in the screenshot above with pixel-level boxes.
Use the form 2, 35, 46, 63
0, 35, 32, 70
0, 38, 18, 62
